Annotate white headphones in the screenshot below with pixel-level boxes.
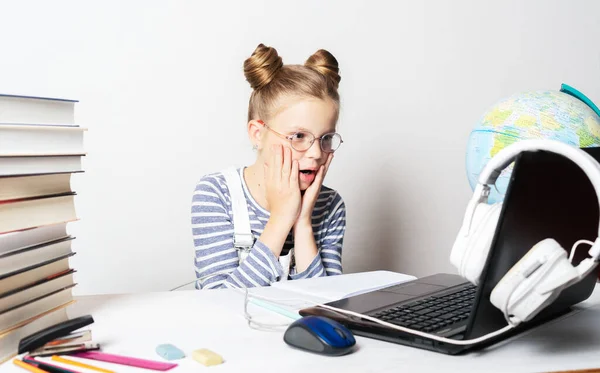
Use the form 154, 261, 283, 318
450, 139, 600, 326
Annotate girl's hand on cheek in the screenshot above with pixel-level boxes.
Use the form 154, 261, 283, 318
264, 144, 302, 230
296, 152, 333, 226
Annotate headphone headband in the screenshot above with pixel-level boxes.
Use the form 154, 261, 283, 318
460, 139, 600, 241
479, 140, 600, 186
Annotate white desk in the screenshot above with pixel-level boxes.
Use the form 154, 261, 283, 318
2, 272, 600, 373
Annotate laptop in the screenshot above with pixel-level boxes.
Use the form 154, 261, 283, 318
300, 147, 600, 355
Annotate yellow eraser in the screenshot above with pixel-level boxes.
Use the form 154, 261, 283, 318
192, 348, 223, 366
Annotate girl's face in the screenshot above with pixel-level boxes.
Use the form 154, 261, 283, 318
253, 98, 340, 190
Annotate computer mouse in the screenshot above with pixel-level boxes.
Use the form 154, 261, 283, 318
283, 316, 356, 356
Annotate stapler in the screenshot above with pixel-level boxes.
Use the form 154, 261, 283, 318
18, 315, 97, 355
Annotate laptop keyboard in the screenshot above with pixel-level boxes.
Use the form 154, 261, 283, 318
371, 284, 477, 333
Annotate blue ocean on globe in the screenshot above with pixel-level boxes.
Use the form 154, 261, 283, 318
466, 84, 600, 203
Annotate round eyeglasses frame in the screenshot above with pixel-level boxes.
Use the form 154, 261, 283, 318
257, 120, 343, 153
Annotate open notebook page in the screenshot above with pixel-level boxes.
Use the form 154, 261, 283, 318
271, 270, 417, 302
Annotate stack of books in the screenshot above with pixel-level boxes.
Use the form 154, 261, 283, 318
0, 93, 86, 363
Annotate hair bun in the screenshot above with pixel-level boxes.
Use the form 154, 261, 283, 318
305, 49, 341, 89
243, 43, 283, 90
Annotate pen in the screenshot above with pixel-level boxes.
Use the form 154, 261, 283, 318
249, 298, 302, 320
12, 359, 48, 373
22, 357, 79, 373
544, 369, 600, 373
51, 355, 115, 373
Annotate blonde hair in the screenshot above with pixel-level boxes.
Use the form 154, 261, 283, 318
243, 43, 341, 123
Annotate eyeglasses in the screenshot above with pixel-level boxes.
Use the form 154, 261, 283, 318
258, 120, 343, 153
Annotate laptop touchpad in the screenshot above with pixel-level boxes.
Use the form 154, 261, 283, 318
379, 282, 446, 295
328, 292, 416, 313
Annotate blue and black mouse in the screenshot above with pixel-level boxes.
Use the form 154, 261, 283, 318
283, 316, 356, 356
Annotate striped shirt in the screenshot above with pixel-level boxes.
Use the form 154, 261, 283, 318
191, 167, 346, 289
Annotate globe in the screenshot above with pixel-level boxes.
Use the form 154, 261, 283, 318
466, 84, 600, 203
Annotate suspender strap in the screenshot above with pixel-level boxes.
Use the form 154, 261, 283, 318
222, 167, 254, 250
221, 166, 292, 281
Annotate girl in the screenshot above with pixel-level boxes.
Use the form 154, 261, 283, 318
191, 43, 346, 289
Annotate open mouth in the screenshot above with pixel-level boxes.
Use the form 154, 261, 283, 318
300, 170, 315, 175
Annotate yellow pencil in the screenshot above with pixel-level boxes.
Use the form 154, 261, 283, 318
12, 359, 48, 373
51, 356, 115, 373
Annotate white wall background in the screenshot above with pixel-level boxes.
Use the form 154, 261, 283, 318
0, 0, 599, 295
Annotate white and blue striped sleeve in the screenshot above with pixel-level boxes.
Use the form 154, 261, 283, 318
191, 175, 284, 289
289, 192, 346, 280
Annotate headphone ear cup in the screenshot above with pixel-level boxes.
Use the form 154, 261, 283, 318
459, 202, 503, 284
490, 238, 574, 324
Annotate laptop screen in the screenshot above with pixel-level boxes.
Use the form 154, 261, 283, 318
466, 148, 600, 339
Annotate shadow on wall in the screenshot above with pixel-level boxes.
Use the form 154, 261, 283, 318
342, 163, 412, 276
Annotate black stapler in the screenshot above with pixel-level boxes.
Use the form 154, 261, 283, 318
18, 315, 95, 354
